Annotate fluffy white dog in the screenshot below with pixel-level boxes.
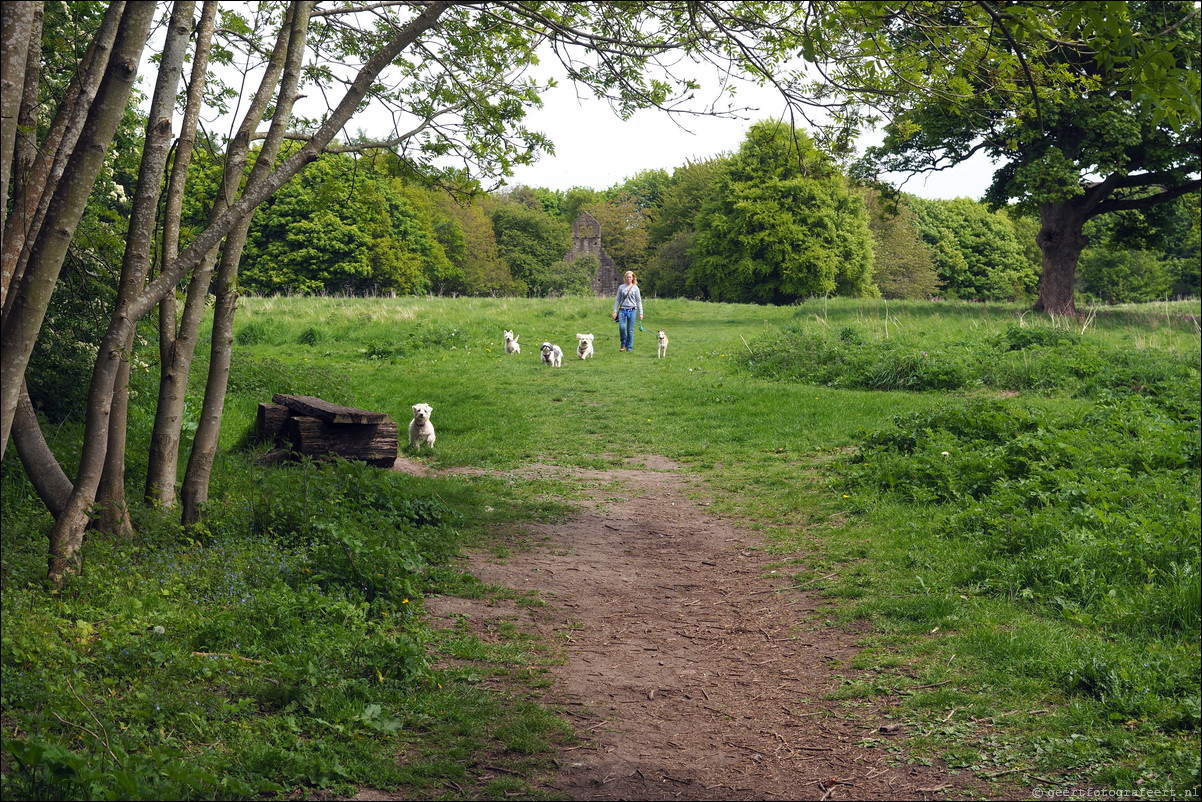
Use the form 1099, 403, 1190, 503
540, 342, 563, 367
504, 329, 520, 354
657, 329, 669, 358
408, 403, 435, 450
576, 333, 594, 360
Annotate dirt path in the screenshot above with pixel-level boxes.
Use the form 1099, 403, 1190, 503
412, 456, 998, 800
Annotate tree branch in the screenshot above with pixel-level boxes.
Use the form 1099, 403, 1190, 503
1093, 178, 1202, 216
976, 0, 1043, 133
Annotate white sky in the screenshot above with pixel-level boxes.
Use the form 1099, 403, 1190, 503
149, 7, 998, 203
503, 76, 999, 201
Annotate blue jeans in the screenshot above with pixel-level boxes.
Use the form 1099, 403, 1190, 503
617, 308, 636, 350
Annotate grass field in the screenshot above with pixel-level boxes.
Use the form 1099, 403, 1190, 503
2, 295, 1199, 799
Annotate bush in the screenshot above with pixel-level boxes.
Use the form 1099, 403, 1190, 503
738, 321, 1200, 403
837, 396, 1201, 728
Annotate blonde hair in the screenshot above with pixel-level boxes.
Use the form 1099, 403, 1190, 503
624, 271, 636, 282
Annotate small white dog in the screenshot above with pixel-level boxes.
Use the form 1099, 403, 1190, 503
576, 333, 594, 360
408, 403, 435, 450
657, 329, 669, 358
504, 329, 520, 355
540, 341, 563, 367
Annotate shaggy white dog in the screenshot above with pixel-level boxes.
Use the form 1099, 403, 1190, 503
504, 329, 520, 354
408, 403, 435, 450
657, 329, 669, 358
540, 341, 563, 367
576, 333, 595, 360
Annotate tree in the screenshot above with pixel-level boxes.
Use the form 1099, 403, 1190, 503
645, 230, 698, 298
647, 158, 727, 245
583, 196, 652, 277
908, 197, 1038, 301
0, 1, 884, 586
790, 1, 1201, 316
861, 190, 941, 300
434, 194, 522, 296
487, 197, 572, 295
237, 152, 455, 295
1077, 195, 1200, 302
692, 121, 876, 303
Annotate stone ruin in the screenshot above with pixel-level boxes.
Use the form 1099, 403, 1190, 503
565, 212, 621, 296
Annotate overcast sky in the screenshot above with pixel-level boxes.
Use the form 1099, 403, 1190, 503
157, 12, 997, 203
503, 76, 998, 200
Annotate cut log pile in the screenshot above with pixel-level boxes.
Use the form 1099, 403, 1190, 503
258, 394, 397, 467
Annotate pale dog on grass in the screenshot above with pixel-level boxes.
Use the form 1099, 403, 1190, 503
503, 329, 520, 354
657, 329, 669, 358
540, 341, 563, 367
408, 403, 435, 450
576, 333, 595, 360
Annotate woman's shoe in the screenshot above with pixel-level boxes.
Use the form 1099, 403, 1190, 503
619, 347, 626, 351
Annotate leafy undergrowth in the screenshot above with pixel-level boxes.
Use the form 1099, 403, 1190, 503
740, 318, 1200, 399
0, 453, 570, 800
730, 306, 1201, 792
791, 383, 1201, 791
5, 296, 1200, 798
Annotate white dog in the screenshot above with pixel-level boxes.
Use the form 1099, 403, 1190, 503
576, 333, 594, 360
504, 329, 520, 355
540, 342, 563, 367
657, 329, 669, 358
408, 403, 435, 450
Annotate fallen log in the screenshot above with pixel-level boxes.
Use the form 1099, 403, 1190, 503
272, 394, 389, 424
283, 415, 398, 467
256, 402, 290, 443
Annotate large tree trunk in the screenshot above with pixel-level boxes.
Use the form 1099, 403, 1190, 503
95, 0, 195, 532
1034, 200, 1090, 318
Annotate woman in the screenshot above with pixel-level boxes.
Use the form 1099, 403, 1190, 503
611, 271, 643, 352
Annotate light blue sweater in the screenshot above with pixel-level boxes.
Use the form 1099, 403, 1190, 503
613, 283, 642, 315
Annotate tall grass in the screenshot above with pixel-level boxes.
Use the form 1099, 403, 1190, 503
3, 295, 1199, 798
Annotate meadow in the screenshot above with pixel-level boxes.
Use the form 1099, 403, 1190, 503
2, 294, 1199, 799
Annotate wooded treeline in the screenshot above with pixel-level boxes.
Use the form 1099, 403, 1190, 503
166, 127, 1202, 305
2, 1, 1198, 586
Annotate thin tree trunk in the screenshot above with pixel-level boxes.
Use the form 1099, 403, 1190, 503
95, 357, 133, 535
94, 0, 195, 533
0, 2, 134, 461
0, 1, 37, 239
181, 1, 314, 527
8, 5, 74, 519
1, 2, 125, 319
12, 381, 72, 518
35, 2, 157, 587
13, 3, 43, 194
47, 0, 451, 583
147, 1, 217, 508
1034, 200, 1090, 318
144, 1, 239, 507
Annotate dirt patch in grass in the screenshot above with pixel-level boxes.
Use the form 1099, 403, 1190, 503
399, 455, 1012, 800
